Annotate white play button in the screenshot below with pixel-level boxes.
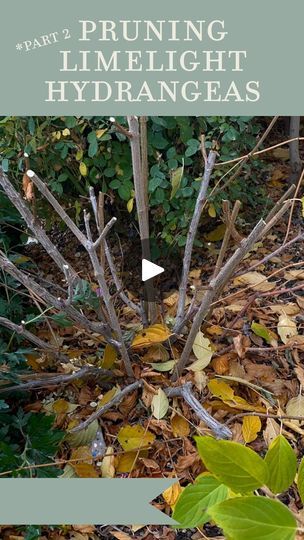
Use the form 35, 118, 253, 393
142, 259, 164, 282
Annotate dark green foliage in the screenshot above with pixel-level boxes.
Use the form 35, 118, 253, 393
0, 406, 64, 477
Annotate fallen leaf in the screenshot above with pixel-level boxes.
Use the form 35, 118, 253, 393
284, 269, 304, 281
277, 313, 298, 344
131, 324, 171, 349
242, 415, 262, 443
116, 451, 138, 473
269, 303, 300, 316
233, 271, 275, 292
150, 360, 176, 372
263, 418, 281, 447
66, 419, 99, 448
162, 482, 183, 508
205, 223, 226, 242
70, 447, 98, 478
98, 386, 120, 407
101, 344, 117, 368
208, 379, 234, 401
171, 414, 190, 437
191, 331, 213, 369
286, 395, 304, 425
151, 388, 169, 419
117, 424, 155, 451
251, 322, 278, 346
101, 446, 115, 478
193, 371, 208, 393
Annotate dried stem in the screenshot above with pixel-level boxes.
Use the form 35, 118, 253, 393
164, 383, 232, 439
70, 380, 142, 432
173, 219, 266, 380
0, 170, 78, 279
174, 148, 217, 332
0, 366, 111, 394
213, 200, 241, 278
284, 167, 304, 243
0, 316, 68, 362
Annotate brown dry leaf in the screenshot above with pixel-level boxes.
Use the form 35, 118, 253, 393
212, 354, 232, 375
189, 269, 201, 279
242, 415, 262, 443
206, 325, 223, 337
22, 173, 35, 201
162, 482, 183, 508
296, 296, 304, 310
72, 525, 95, 534
141, 344, 169, 363
269, 303, 300, 316
284, 269, 304, 281
272, 147, 289, 160
171, 414, 190, 437
101, 446, 115, 478
233, 334, 250, 358
141, 382, 155, 408
70, 447, 99, 478
295, 365, 304, 386
131, 324, 171, 349
110, 533, 132, 540
119, 390, 138, 415
163, 291, 179, 307
277, 313, 298, 344
139, 457, 159, 470
193, 371, 208, 393
233, 271, 275, 292
263, 418, 280, 447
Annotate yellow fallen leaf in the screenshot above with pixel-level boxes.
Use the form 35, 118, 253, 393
70, 447, 98, 478
117, 424, 155, 451
242, 415, 262, 443
277, 313, 298, 344
101, 446, 115, 478
116, 451, 138, 473
79, 162, 88, 177
162, 482, 183, 508
98, 386, 120, 407
205, 223, 226, 242
101, 344, 117, 368
127, 198, 134, 213
131, 324, 171, 349
286, 395, 304, 425
208, 379, 235, 401
233, 271, 275, 292
171, 414, 190, 437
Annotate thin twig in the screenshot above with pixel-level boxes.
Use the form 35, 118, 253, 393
174, 148, 217, 332
284, 167, 304, 243
70, 380, 142, 432
173, 219, 266, 380
226, 411, 304, 426
213, 116, 279, 196
0, 366, 112, 394
213, 200, 241, 278
164, 382, 232, 439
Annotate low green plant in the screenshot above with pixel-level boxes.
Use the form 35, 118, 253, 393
173, 434, 303, 539
0, 406, 64, 477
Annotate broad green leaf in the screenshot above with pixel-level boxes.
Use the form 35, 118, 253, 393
173, 475, 228, 528
195, 436, 268, 492
265, 435, 297, 494
297, 456, 304, 503
209, 496, 296, 540
170, 164, 184, 200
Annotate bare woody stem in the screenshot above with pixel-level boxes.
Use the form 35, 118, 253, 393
172, 219, 266, 380
174, 149, 217, 332
0, 169, 78, 280
0, 316, 69, 362
0, 251, 119, 349
164, 383, 232, 439
127, 116, 157, 323
213, 199, 241, 278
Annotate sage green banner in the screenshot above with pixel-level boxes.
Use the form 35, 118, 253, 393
1, 0, 303, 114
0, 479, 177, 524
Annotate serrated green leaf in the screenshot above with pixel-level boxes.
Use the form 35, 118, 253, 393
297, 456, 304, 503
195, 436, 268, 493
209, 497, 296, 540
265, 434, 297, 494
173, 475, 228, 528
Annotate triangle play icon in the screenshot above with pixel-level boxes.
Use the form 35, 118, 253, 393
141, 259, 164, 282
